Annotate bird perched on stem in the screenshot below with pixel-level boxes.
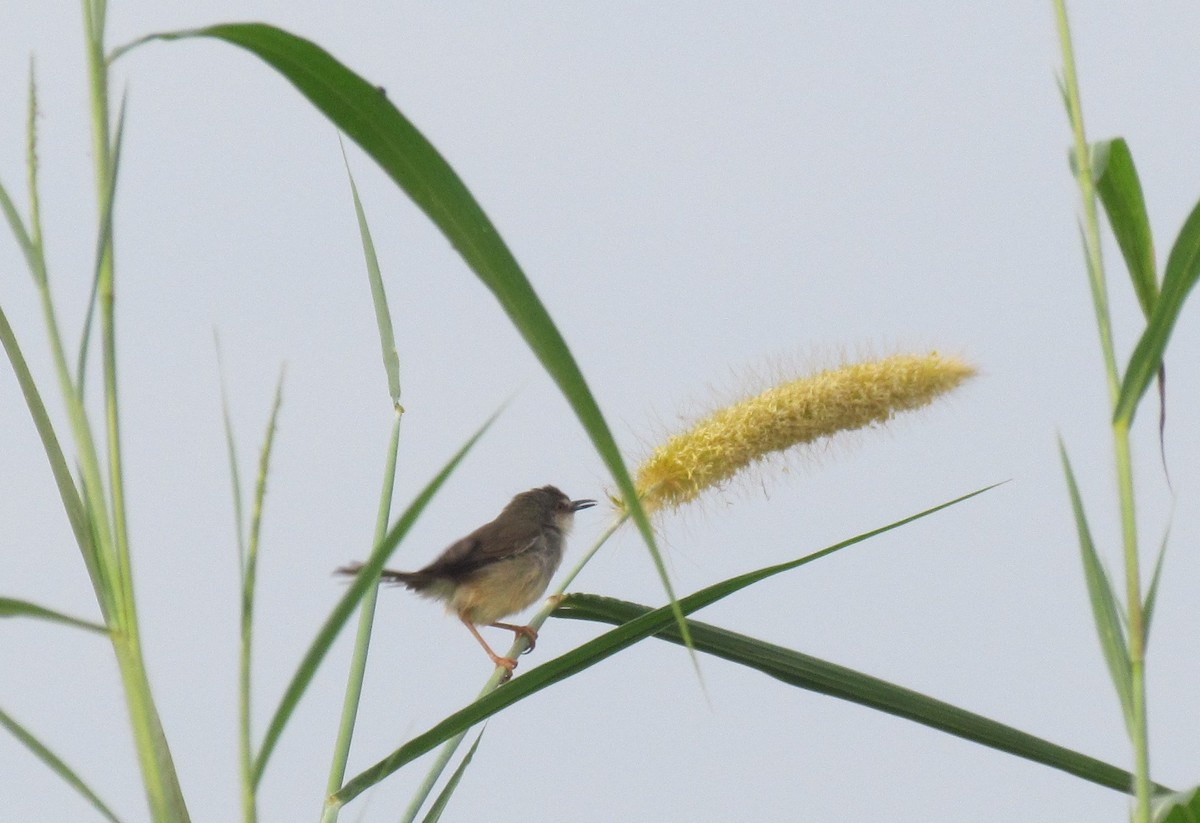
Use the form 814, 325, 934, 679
337, 485, 596, 681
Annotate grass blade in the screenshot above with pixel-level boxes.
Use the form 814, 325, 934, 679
1059, 440, 1133, 732
121, 21, 687, 656
77, 89, 128, 396
322, 163, 405, 817
253, 408, 501, 786
215, 334, 247, 568
0, 706, 126, 823
0, 597, 108, 635
1142, 524, 1170, 649
339, 138, 400, 405
0, 178, 35, 269
1116, 196, 1200, 424
1091, 138, 1157, 317
238, 369, 285, 823
420, 729, 485, 823
557, 596, 1150, 797
330, 485, 997, 806
0, 306, 106, 616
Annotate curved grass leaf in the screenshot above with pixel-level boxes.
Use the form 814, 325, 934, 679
1059, 441, 1133, 733
0, 597, 108, 635
0, 706, 125, 823
252, 409, 501, 786
1155, 785, 1200, 823
330, 485, 996, 806
558, 595, 1149, 797
119, 22, 684, 653
1091, 138, 1157, 317
1116, 196, 1200, 424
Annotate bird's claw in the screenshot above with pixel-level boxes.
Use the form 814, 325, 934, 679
494, 656, 517, 684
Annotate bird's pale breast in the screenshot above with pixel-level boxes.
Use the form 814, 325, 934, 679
450, 546, 561, 626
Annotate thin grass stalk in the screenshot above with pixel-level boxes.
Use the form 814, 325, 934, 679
1053, 2, 1150, 818
81, 2, 191, 819
321, 410, 403, 822
239, 374, 284, 823
399, 514, 627, 822
24, 52, 118, 622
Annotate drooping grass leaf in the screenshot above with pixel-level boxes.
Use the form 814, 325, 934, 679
1059, 440, 1133, 733
557, 596, 1150, 797
340, 138, 400, 405
0, 706, 125, 823
119, 22, 687, 656
1116, 196, 1200, 424
0, 597, 108, 635
1091, 138, 1157, 318
253, 408, 501, 786
330, 485, 997, 806
421, 728, 485, 823
1155, 785, 1200, 823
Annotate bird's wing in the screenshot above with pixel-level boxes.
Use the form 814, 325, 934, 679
422, 518, 543, 577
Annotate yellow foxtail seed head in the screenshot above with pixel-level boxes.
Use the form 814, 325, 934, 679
628, 352, 975, 513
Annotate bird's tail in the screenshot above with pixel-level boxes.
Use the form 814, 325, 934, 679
334, 561, 427, 590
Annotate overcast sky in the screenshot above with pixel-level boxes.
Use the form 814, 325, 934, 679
3, 3, 1199, 822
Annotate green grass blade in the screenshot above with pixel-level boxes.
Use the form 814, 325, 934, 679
420, 729, 485, 823
252, 408, 501, 786
1155, 785, 1200, 823
0, 306, 106, 617
339, 138, 400, 405
121, 22, 687, 655
0, 178, 35, 269
558, 596, 1150, 797
1142, 524, 1170, 649
0, 597, 108, 635
215, 334, 247, 568
1116, 196, 1200, 424
0, 707, 126, 823
1091, 138, 1157, 318
239, 369, 284, 823
1059, 440, 1133, 732
330, 485, 997, 806
77, 89, 128, 396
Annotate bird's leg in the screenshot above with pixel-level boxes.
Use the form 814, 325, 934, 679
490, 621, 539, 654
460, 615, 518, 682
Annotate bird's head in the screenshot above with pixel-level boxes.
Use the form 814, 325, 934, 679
509, 485, 596, 533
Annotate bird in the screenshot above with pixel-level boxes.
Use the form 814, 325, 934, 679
337, 485, 596, 680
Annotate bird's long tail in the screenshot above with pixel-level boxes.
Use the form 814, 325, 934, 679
334, 561, 425, 589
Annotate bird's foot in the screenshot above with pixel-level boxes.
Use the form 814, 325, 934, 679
491, 622, 539, 654
491, 655, 518, 684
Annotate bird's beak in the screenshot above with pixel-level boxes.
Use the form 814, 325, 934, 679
570, 499, 597, 512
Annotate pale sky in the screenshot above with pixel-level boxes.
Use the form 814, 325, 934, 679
3, 3, 1199, 822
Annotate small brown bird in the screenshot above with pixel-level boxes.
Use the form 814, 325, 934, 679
338, 485, 596, 679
